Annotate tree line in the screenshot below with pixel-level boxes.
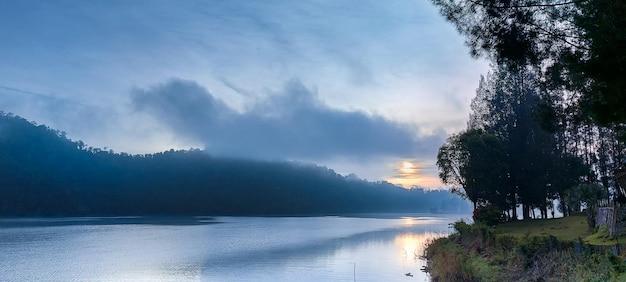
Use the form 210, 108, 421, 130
437, 64, 616, 220
433, 0, 626, 221
0, 112, 469, 216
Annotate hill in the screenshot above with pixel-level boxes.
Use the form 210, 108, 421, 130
0, 112, 470, 216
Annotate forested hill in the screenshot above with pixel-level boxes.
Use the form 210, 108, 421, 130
0, 112, 470, 216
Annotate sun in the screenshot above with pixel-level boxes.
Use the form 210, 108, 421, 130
386, 160, 422, 188
401, 161, 416, 174
386, 160, 443, 189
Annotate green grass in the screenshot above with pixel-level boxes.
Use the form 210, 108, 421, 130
584, 225, 626, 246
585, 226, 614, 245
495, 214, 626, 246
495, 215, 590, 242
426, 218, 626, 281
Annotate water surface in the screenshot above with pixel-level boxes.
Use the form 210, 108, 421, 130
0, 214, 469, 281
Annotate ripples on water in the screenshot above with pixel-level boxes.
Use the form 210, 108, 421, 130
0, 214, 469, 281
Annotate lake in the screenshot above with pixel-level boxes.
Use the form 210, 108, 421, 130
0, 214, 469, 281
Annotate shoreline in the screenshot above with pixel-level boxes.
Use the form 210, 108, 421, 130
423, 218, 626, 281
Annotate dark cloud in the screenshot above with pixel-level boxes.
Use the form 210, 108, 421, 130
131, 78, 443, 160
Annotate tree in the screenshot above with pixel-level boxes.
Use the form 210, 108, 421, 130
437, 129, 508, 210
431, 0, 626, 127
0, 112, 472, 216
562, 183, 607, 229
466, 64, 590, 219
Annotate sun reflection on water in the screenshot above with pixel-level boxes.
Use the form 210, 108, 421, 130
394, 232, 446, 265
400, 216, 440, 227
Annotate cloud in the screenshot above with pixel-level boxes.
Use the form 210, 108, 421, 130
0, 0, 487, 186
131, 78, 444, 161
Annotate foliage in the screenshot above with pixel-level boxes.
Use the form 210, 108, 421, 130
440, 63, 593, 220
423, 237, 479, 281
480, 65, 589, 219
437, 129, 507, 209
473, 205, 505, 226
452, 220, 496, 251
425, 220, 626, 281
430, 0, 626, 128
0, 112, 471, 216
425, 221, 499, 281
569, 183, 608, 229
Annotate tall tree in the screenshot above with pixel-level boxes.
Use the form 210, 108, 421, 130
431, 0, 626, 127
467, 64, 589, 219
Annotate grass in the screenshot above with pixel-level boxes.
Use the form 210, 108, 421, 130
584, 226, 626, 246
426, 217, 626, 281
495, 214, 626, 246
586, 226, 615, 245
495, 214, 590, 242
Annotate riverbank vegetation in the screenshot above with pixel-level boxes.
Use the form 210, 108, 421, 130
424, 218, 626, 281
436, 62, 616, 222
432, 0, 626, 220
495, 214, 589, 242
428, 1, 626, 279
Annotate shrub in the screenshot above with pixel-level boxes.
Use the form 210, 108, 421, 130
424, 237, 478, 281
473, 205, 505, 226
424, 220, 626, 281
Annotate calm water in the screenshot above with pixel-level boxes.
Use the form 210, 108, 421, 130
0, 214, 469, 281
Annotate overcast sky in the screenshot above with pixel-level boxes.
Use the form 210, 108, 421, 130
0, 0, 488, 188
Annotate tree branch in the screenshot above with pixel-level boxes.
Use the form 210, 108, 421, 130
467, 0, 582, 9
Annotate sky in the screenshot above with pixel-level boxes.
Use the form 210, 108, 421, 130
0, 0, 489, 188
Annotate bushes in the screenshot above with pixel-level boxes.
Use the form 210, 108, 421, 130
473, 205, 505, 226
424, 221, 626, 281
424, 238, 479, 281
424, 221, 501, 281
452, 220, 495, 252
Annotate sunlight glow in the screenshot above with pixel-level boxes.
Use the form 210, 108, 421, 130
399, 216, 440, 227
386, 160, 442, 188
397, 234, 419, 263
394, 232, 448, 265
401, 161, 416, 174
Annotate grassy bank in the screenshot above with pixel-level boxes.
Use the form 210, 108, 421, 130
495, 215, 626, 246
495, 215, 590, 241
424, 217, 626, 281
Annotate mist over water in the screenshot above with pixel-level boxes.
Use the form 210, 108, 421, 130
0, 214, 468, 281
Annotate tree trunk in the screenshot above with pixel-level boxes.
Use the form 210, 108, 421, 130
522, 204, 530, 220
511, 196, 518, 220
